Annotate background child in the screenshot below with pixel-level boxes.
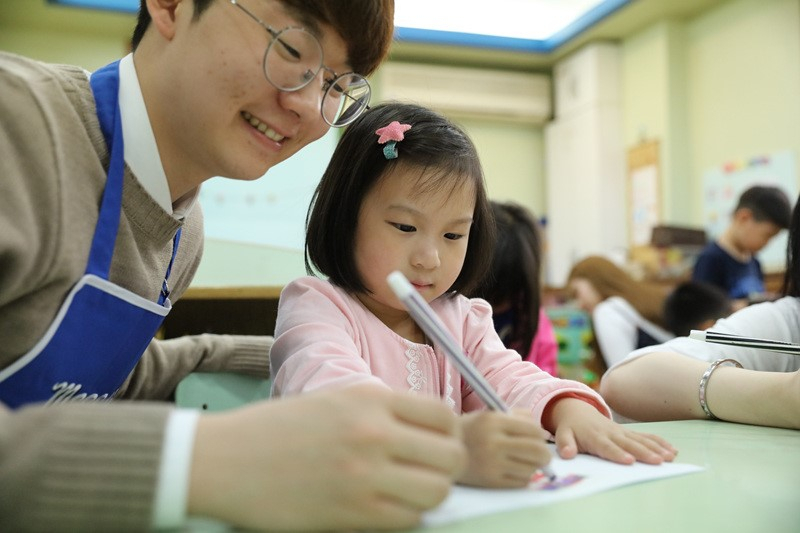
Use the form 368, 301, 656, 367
662, 281, 733, 337
471, 201, 558, 375
270, 102, 675, 489
601, 193, 800, 430
692, 185, 791, 306
566, 256, 672, 369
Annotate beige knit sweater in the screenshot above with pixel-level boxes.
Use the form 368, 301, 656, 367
0, 52, 271, 530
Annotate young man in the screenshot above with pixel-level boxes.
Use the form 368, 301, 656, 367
0, 1, 467, 530
692, 185, 791, 305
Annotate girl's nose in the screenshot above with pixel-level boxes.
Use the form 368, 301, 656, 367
412, 242, 441, 270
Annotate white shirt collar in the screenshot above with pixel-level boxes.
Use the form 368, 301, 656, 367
118, 54, 198, 219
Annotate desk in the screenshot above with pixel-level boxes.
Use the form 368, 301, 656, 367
187, 420, 799, 532
160, 286, 283, 340
403, 420, 799, 533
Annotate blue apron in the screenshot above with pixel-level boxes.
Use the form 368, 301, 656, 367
0, 61, 181, 409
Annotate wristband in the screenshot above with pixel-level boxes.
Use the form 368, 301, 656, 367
698, 358, 742, 420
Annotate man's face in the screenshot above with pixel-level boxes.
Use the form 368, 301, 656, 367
143, 0, 351, 188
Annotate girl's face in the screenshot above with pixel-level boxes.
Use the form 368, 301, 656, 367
354, 164, 476, 329
569, 278, 603, 313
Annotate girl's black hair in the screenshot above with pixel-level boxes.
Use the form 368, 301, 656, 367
305, 101, 495, 296
471, 201, 543, 351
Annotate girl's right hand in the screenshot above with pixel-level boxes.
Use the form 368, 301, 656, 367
456, 409, 552, 488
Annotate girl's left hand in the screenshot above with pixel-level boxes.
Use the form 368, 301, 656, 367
549, 398, 677, 465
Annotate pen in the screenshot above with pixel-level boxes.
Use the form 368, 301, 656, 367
387, 271, 557, 481
689, 329, 800, 356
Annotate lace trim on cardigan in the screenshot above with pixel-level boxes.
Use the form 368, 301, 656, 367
403, 341, 427, 391
443, 363, 455, 410
402, 340, 456, 410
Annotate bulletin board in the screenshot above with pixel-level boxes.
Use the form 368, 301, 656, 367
198, 128, 338, 251
626, 141, 661, 247
702, 150, 798, 271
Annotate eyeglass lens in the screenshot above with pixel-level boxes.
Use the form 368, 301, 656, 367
322, 74, 371, 127
264, 28, 323, 91
263, 27, 370, 126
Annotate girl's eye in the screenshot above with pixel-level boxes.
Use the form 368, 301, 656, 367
391, 223, 416, 233
444, 233, 464, 240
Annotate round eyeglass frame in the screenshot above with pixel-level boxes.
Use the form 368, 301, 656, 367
230, 0, 371, 127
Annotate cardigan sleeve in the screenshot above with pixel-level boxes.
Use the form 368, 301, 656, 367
459, 297, 610, 426
270, 277, 389, 396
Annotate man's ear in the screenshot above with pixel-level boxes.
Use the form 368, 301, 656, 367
145, 0, 186, 41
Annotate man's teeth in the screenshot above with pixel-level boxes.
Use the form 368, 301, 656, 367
242, 111, 285, 142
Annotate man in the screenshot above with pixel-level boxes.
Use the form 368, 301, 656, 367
0, 1, 466, 530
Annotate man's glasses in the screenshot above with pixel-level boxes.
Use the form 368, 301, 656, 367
230, 0, 371, 127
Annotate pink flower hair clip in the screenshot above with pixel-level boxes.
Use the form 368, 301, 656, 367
375, 121, 412, 160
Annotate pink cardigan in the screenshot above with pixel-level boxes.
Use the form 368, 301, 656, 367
270, 277, 609, 426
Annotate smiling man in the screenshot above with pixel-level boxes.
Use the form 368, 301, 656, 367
0, 1, 473, 531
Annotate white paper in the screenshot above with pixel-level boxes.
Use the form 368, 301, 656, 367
423, 446, 703, 527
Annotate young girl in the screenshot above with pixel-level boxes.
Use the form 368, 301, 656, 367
567, 256, 673, 369
270, 102, 675, 488
472, 201, 558, 375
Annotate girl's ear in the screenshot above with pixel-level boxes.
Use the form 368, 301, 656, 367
144, 0, 185, 41
734, 207, 755, 224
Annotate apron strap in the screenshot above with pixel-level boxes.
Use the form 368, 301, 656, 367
87, 61, 125, 280
89, 60, 182, 306
158, 228, 182, 305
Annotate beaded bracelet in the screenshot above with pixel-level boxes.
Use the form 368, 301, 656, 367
698, 358, 742, 420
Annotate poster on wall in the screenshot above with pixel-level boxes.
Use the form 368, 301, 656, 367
702, 150, 798, 271
630, 164, 659, 246
198, 129, 338, 251
627, 140, 660, 248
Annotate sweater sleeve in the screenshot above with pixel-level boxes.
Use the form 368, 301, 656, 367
0, 400, 173, 532
117, 334, 272, 400
460, 297, 610, 426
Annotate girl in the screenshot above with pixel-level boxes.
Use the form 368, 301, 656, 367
270, 102, 675, 488
472, 201, 558, 375
567, 256, 673, 369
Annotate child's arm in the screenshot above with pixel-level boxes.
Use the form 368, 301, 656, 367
542, 394, 677, 465
270, 278, 389, 396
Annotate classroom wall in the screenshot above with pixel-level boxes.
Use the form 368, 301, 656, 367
622, 0, 800, 229
686, 0, 800, 207
3, 0, 798, 286
0, 1, 132, 68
